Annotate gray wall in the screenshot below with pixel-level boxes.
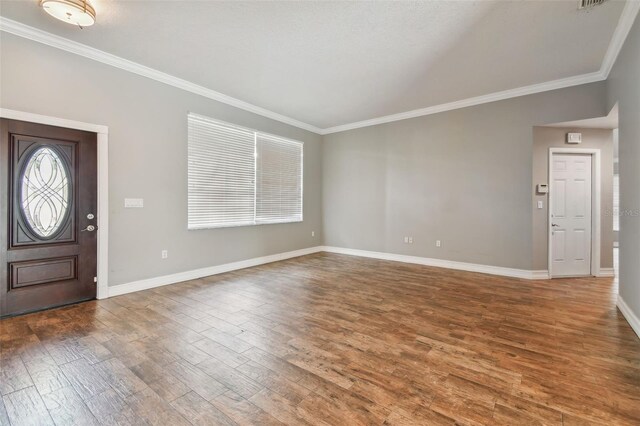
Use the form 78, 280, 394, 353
323, 83, 607, 270
1, 24, 633, 298
0, 34, 323, 287
532, 127, 614, 271
606, 14, 640, 318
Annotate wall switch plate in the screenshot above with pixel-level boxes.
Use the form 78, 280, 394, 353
161, 250, 168, 259
436, 240, 441, 247
404, 237, 409, 243
408, 237, 413, 244
312, 231, 315, 237
537, 200, 544, 209
124, 198, 144, 208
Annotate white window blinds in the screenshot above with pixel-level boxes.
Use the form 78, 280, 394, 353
187, 113, 303, 229
188, 114, 256, 229
256, 134, 303, 224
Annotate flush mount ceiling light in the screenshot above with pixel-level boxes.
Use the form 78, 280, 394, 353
41, 0, 96, 27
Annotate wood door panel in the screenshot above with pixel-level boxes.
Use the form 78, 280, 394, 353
9, 256, 78, 289
1, 119, 97, 317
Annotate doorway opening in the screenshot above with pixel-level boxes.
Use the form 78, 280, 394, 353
534, 104, 618, 279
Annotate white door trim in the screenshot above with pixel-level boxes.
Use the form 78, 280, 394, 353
0, 108, 110, 299
548, 148, 601, 278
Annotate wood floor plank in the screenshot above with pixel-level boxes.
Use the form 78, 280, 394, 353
383, 407, 456, 426
165, 360, 229, 401
197, 358, 263, 399
236, 360, 312, 404
84, 388, 137, 426
200, 328, 255, 354
241, 347, 326, 391
29, 365, 72, 396
3, 386, 54, 426
59, 358, 112, 401
125, 387, 192, 426
170, 391, 237, 426
41, 386, 100, 425
249, 387, 325, 426
0, 354, 33, 395
0, 253, 638, 425
94, 358, 149, 399
192, 337, 250, 368
0, 397, 9, 426
211, 390, 283, 426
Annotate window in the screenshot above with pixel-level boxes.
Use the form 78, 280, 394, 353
188, 113, 303, 229
256, 134, 303, 224
21, 146, 71, 238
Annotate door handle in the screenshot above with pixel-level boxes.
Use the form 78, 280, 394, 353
552, 223, 559, 227
81, 225, 97, 232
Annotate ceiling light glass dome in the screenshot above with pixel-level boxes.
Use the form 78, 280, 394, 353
41, 0, 96, 27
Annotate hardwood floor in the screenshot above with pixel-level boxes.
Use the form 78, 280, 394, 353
1, 252, 639, 425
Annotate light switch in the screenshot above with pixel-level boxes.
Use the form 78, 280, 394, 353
537, 200, 544, 209
124, 198, 144, 208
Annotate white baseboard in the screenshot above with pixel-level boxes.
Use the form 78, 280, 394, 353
597, 268, 616, 278
107, 245, 614, 299
320, 246, 542, 280
617, 296, 640, 339
108, 246, 324, 297
531, 270, 551, 280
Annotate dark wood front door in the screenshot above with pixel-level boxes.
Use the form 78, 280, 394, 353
1, 119, 97, 317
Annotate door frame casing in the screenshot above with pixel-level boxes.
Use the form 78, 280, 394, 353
548, 148, 601, 278
0, 108, 109, 299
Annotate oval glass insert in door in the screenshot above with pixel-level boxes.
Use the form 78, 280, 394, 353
20, 146, 72, 238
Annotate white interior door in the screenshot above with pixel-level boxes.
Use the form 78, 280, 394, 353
550, 153, 592, 277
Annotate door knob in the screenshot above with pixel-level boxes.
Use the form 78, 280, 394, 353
81, 225, 97, 232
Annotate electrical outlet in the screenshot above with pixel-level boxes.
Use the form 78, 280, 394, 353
161, 250, 168, 259
436, 240, 441, 248
408, 237, 413, 244
404, 236, 409, 243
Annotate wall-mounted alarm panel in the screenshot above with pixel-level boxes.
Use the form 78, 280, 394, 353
537, 184, 549, 194
567, 133, 582, 144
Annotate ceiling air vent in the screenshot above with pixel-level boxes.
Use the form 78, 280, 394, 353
578, 0, 608, 9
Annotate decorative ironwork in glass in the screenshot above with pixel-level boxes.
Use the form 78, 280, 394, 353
20, 147, 71, 238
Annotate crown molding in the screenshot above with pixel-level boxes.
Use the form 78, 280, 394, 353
319, 71, 606, 134
2, 0, 639, 136
601, 0, 640, 79
0, 17, 323, 135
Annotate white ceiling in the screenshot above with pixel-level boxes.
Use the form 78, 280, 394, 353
0, 0, 630, 131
